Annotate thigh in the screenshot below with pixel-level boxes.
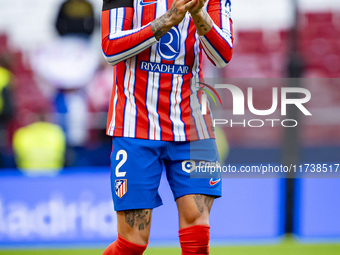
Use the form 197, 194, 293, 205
176, 194, 215, 228
117, 209, 152, 245
110, 137, 164, 211
165, 139, 222, 201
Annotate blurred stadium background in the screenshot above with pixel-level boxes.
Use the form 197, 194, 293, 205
0, 0, 339, 254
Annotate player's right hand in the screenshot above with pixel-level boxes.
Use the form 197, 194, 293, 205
188, 0, 207, 15
151, 0, 197, 40
168, 0, 197, 25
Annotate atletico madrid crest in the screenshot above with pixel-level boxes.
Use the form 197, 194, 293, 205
115, 179, 127, 198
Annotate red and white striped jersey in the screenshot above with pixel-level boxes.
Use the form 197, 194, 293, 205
101, 0, 233, 141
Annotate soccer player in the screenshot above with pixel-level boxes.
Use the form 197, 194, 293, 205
101, 0, 233, 254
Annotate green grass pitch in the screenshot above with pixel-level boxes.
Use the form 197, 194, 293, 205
0, 238, 339, 255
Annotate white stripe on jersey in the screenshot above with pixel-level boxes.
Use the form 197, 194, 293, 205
134, 0, 140, 28
123, 57, 137, 137
190, 31, 210, 139
109, 8, 123, 41
108, 85, 119, 136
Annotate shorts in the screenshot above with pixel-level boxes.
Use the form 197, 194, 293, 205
110, 137, 222, 211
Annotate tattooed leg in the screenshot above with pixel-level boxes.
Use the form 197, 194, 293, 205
193, 194, 214, 213
116, 209, 152, 245
194, 194, 205, 213
125, 209, 152, 231
176, 194, 215, 229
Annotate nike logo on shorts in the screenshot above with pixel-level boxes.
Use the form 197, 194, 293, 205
210, 178, 221, 186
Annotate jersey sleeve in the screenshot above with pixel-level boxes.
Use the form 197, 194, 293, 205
200, 0, 234, 68
101, 0, 158, 66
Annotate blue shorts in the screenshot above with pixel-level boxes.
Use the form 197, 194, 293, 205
110, 137, 222, 211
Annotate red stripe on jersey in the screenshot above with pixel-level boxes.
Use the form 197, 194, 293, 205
113, 62, 127, 137
181, 87, 196, 140
198, 50, 204, 80
135, 50, 151, 140
123, 8, 134, 30
101, 10, 111, 41
167, 0, 172, 10
230, 18, 234, 41
207, 0, 222, 27
140, 2, 157, 26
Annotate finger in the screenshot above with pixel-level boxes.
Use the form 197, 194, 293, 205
185, 0, 197, 10
185, 0, 200, 5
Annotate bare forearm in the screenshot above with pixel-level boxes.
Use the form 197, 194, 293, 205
151, 12, 175, 41
191, 9, 212, 36
151, 0, 197, 40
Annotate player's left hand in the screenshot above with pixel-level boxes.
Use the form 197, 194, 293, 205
188, 0, 207, 16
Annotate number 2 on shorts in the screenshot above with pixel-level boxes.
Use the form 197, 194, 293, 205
115, 150, 127, 177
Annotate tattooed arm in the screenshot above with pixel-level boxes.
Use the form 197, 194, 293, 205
189, 0, 213, 36
190, 0, 234, 67
151, 0, 197, 40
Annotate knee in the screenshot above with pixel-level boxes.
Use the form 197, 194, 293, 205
178, 195, 214, 227
123, 231, 149, 246
119, 226, 149, 246
117, 209, 152, 246
181, 208, 209, 226
103, 235, 148, 255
